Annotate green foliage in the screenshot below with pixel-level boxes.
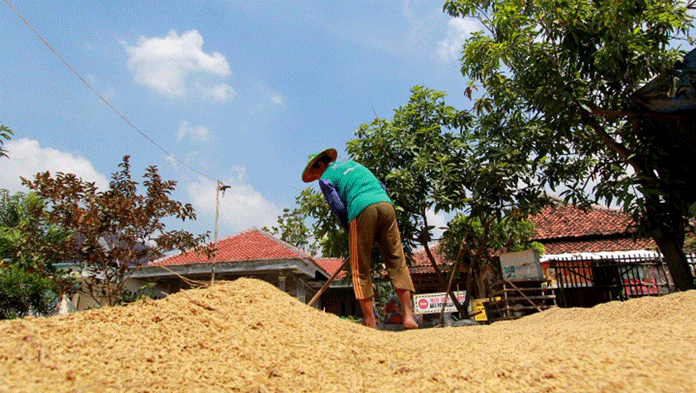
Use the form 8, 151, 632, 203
0, 125, 12, 159
118, 282, 156, 305
444, 0, 694, 206
0, 189, 70, 318
266, 187, 347, 258
440, 215, 542, 265
264, 192, 323, 256
18, 156, 210, 307
0, 262, 58, 319
0, 189, 23, 228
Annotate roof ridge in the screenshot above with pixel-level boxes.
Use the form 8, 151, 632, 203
543, 202, 629, 218
542, 195, 624, 213
254, 227, 315, 262
214, 227, 258, 244
411, 241, 441, 253
150, 227, 259, 264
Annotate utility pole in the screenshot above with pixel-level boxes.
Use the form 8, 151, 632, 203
211, 181, 229, 283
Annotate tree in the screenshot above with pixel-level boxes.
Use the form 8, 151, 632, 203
0, 263, 57, 319
347, 86, 473, 288
268, 186, 349, 259
0, 190, 64, 319
263, 197, 320, 256
19, 156, 210, 307
438, 215, 544, 315
0, 125, 12, 159
444, 0, 696, 290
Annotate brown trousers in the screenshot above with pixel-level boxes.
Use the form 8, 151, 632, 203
349, 202, 416, 299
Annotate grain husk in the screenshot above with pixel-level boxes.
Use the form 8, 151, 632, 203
0, 278, 694, 392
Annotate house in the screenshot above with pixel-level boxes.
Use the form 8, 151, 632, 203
129, 228, 332, 306
527, 203, 682, 307
529, 203, 654, 257
407, 202, 672, 311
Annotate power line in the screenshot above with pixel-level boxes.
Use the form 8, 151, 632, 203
3, 0, 217, 183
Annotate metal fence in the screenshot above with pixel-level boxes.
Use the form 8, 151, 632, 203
546, 253, 696, 308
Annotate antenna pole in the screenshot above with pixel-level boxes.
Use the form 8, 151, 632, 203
211, 180, 222, 283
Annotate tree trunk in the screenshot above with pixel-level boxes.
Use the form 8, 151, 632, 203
462, 262, 475, 316
654, 231, 695, 291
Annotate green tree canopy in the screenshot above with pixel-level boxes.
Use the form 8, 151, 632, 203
0, 189, 63, 319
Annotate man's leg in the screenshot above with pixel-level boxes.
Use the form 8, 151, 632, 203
350, 207, 378, 327
396, 289, 418, 329
359, 297, 377, 329
375, 202, 419, 329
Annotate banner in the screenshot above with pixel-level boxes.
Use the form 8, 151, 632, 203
413, 291, 466, 314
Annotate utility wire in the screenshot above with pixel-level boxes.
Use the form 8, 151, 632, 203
3, 0, 217, 183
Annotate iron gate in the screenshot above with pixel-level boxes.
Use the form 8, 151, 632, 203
546, 255, 680, 308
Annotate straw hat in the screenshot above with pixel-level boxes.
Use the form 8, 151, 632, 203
301, 148, 337, 182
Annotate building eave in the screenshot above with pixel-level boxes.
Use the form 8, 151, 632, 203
131, 258, 329, 281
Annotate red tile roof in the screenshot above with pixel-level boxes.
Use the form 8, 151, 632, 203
411, 243, 448, 275
314, 258, 347, 278
529, 204, 635, 240
528, 203, 655, 254
149, 228, 313, 266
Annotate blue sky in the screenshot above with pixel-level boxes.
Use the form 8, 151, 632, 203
1, 1, 481, 239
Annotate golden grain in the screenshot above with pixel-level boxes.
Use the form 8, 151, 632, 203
0, 278, 694, 392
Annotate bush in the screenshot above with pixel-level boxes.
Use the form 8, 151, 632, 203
0, 262, 58, 319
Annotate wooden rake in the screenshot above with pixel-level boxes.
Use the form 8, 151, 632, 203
308, 258, 350, 307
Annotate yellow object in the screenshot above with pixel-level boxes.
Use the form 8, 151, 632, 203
471, 297, 500, 321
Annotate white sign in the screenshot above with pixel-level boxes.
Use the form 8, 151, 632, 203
413, 291, 466, 314
500, 249, 543, 280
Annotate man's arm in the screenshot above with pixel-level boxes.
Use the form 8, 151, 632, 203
319, 179, 349, 230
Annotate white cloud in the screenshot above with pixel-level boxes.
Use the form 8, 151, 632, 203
401, 0, 416, 20
246, 103, 264, 116
435, 17, 481, 63
246, 89, 286, 115
186, 170, 281, 234
164, 154, 178, 167
123, 29, 233, 100
270, 94, 284, 105
177, 120, 211, 143
195, 81, 235, 101
0, 138, 109, 194
426, 208, 449, 240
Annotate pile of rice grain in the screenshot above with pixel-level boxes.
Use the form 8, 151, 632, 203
0, 278, 694, 392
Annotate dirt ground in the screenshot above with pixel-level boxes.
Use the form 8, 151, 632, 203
0, 278, 694, 392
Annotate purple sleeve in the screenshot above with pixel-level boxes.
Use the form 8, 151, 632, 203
319, 179, 349, 229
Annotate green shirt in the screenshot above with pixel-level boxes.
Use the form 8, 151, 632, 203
321, 160, 392, 223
